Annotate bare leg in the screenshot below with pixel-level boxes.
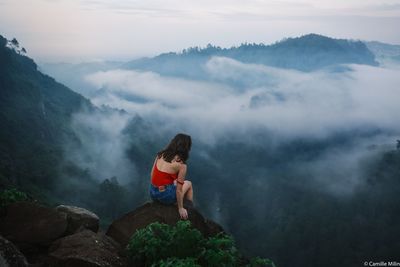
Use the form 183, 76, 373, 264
182, 180, 193, 201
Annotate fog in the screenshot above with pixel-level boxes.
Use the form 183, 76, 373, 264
59, 55, 400, 266
64, 108, 136, 184
84, 57, 400, 142
61, 56, 400, 197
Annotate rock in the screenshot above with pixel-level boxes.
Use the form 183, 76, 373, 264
47, 229, 126, 267
56, 205, 100, 234
205, 218, 225, 235
0, 201, 68, 247
106, 201, 225, 249
0, 235, 29, 267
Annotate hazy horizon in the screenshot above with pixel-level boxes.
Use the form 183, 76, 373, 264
1, 0, 400, 63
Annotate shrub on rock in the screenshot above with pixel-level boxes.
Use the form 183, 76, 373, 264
0, 188, 29, 207
155, 257, 201, 267
126, 221, 203, 266
126, 221, 274, 267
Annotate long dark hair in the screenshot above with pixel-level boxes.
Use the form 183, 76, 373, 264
157, 133, 192, 163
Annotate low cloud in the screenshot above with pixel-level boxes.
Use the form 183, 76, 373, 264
72, 57, 400, 198
85, 57, 400, 143
64, 109, 136, 185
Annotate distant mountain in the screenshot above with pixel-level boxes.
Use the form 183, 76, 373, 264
365, 41, 400, 64
38, 34, 381, 92
123, 33, 378, 80
39, 61, 123, 97
0, 34, 94, 196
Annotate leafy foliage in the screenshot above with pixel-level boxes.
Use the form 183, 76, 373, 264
0, 187, 29, 207
199, 233, 238, 266
126, 221, 203, 266
248, 257, 277, 267
153, 257, 200, 267
126, 220, 274, 267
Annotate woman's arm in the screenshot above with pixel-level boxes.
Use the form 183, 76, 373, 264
176, 163, 188, 219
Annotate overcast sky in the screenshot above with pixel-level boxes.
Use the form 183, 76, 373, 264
0, 0, 399, 62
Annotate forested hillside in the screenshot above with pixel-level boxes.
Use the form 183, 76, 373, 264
0, 35, 94, 201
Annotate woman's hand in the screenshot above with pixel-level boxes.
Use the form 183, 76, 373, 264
179, 207, 188, 220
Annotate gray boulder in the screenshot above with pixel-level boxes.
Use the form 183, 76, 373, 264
106, 201, 224, 249
56, 205, 100, 234
0, 235, 29, 267
47, 229, 126, 267
0, 201, 68, 247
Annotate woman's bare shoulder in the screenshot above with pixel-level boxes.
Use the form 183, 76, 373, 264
171, 156, 186, 169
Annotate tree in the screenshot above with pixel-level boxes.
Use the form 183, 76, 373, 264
11, 38, 19, 48
98, 176, 129, 220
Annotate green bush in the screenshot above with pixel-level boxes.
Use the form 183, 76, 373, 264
126, 220, 275, 267
248, 257, 277, 267
152, 257, 200, 267
126, 221, 203, 266
0, 188, 29, 207
199, 233, 238, 266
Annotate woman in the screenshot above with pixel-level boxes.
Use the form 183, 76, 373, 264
149, 133, 193, 220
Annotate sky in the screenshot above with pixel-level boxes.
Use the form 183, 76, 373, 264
1, 0, 400, 62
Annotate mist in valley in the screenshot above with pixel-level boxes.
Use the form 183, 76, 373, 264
46, 49, 400, 266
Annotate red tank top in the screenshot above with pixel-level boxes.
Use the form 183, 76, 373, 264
151, 159, 178, 186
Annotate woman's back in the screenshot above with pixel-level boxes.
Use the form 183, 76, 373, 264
149, 133, 193, 220
156, 157, 179, 174
151, 157, 179, 186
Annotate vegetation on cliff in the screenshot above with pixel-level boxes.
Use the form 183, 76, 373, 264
126, 220, 275, 267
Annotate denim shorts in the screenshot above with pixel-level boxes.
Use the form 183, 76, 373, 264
149, 183, 177, 205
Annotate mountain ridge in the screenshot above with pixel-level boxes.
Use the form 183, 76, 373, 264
39, 33, 381, 95
122, 33, 378, 79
